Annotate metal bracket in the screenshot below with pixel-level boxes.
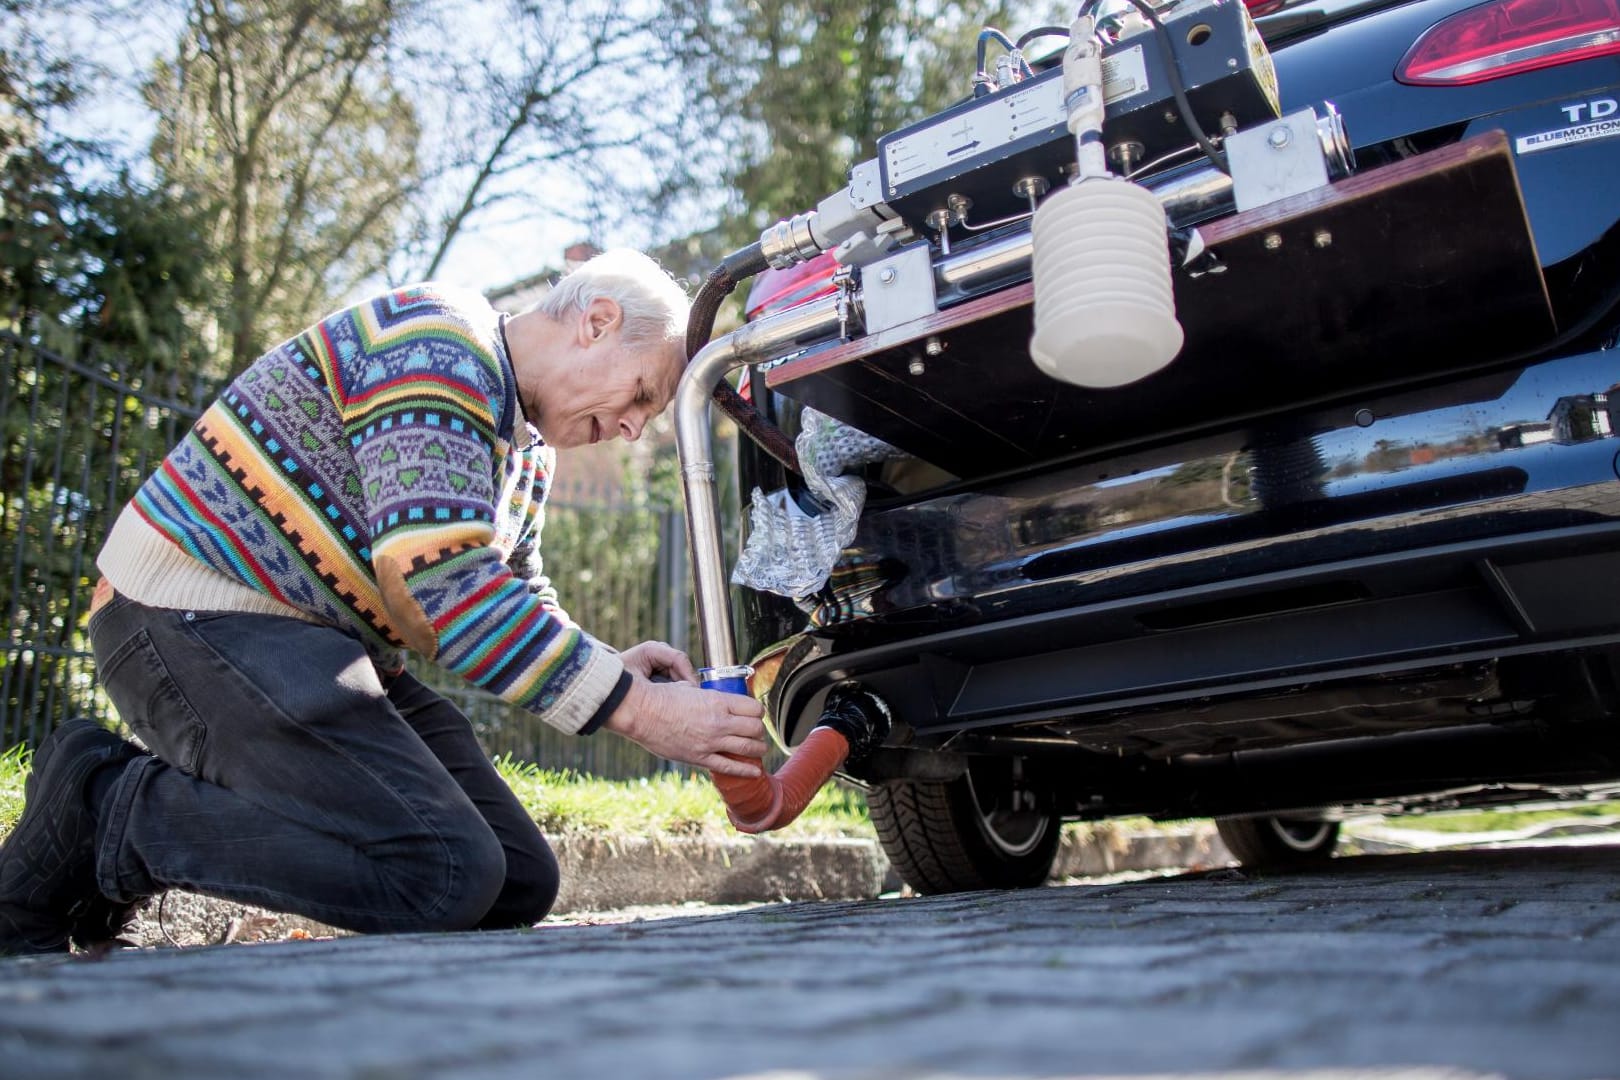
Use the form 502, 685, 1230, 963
860, 245, 938, 336
1226, 107, 1332, 214
848, 159, 883, 211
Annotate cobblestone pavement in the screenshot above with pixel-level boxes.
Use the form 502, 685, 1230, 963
2, 844, 1618, 1080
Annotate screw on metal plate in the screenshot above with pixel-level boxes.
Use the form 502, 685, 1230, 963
1355, 409, 1375, 428
1227, 57, 1238, 68
1313, 229, 1333, 249
1268, 125, 1292, 150
879, 267, 897, 284
1263, 232, 1283, 251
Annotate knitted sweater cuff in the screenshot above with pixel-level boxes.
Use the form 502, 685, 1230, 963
579, 670, 633, 736
538, 636, 627, 735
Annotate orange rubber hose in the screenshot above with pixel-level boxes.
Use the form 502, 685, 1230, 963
711, 726, 852, 834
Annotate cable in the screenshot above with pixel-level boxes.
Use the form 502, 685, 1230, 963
1120, 0, 1230, 174
158, 890, 184, 948
976, 26, 1017, 73
976, 26, 1035, 86
1123, 140, 1202, 180
686, 247, 801, 475
1016, 24, 1070, 50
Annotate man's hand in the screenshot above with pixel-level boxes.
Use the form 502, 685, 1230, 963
620, 640, 699, 685
603, 677, 768, 777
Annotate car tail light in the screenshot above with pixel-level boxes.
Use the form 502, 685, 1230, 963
1398, 0, 1620, 85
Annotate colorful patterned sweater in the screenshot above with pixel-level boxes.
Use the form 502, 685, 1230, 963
97, 284, 628, 735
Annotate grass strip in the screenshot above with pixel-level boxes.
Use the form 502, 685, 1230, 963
0, 744, 873, 841
493, 755, 874, 838
1367, 802, 1620, 834
0, 744, 27, 844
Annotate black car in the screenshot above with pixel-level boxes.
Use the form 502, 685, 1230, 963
682, 0, 1620, 892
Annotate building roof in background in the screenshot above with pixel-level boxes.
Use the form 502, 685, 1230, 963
484, 242, 602, 313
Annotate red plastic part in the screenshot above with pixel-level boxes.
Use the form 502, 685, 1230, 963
710, 726, 851, 834
743, 252, 840, 321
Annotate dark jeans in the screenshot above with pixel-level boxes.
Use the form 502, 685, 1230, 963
87, 592, 559, 933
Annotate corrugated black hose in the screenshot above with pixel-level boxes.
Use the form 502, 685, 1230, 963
686, 242, 802, 475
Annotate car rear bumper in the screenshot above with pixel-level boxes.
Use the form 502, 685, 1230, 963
775, 341, 1620, 743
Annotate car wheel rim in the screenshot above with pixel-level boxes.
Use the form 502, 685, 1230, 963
1269, 818, 1334, 852
965, 767, 1050, 857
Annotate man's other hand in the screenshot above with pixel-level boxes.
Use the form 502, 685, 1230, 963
603, 678, 768, 777
620, 640, 699, 685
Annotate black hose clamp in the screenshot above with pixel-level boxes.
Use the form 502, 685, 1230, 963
813, 683, 892, 766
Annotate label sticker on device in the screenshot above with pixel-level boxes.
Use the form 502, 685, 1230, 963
1102, 45, 1150, 104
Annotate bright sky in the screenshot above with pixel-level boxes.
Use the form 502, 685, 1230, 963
44, 3, 702, 302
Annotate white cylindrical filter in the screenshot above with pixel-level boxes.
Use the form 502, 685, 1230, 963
1029, 178, 1185, 388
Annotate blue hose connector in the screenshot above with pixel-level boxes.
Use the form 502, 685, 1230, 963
699, 665, 754, 696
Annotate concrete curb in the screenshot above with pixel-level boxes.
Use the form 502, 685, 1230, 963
1342, 816, 1620, 854
115, 825, 1230, 948
1054, 823, 1232, 878
551, 834, 891, 910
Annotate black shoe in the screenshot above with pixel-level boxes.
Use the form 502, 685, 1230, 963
68, 894, 149, 951
48, 730, 149, 952
0, 720, 140, 956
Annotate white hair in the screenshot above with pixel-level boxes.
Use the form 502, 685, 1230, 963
530, 249, 689, 353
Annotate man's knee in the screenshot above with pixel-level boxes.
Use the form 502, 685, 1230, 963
477, 831, 560, 930
411, 818, 507, 932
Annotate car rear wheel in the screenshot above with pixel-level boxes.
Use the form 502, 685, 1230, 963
1216, 815, 1341, 867
867, 759, 1062, 894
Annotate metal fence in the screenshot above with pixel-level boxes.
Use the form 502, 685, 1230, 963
1, 326, 695, 779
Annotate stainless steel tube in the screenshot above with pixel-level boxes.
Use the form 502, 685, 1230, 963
936, 231, 1034, 295
675, 297, 843, 668
932, 162, 1237, 301
1149, 164, 1237, 225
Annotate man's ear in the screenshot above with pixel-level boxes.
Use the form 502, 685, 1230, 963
578, 297, 623, 346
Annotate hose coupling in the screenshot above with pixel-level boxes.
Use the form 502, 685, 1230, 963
812, 683, 892, 767
760, 211, 823, 269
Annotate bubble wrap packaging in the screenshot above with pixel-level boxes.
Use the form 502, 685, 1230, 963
732, 409, 904, 598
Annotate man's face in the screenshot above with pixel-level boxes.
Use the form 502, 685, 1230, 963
528, 336, 681, 450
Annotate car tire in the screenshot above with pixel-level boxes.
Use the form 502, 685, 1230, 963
1216, 815, 1341, 867
867, 763, 1062, 894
